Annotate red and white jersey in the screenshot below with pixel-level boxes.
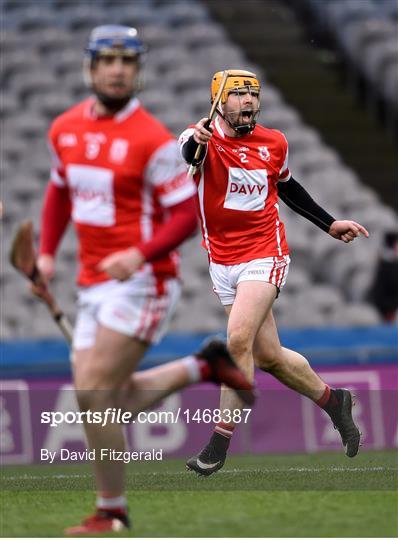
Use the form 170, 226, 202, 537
49, 97, 196, 286
179, 117, 290, 264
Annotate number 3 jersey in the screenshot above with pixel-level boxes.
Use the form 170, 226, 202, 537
179, 117, 290, 265
48, 97, 196, 286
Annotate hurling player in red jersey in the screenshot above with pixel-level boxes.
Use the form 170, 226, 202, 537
179, 70, 369, 476
33, 34, 254, 535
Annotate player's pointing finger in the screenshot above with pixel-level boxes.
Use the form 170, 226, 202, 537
353, 222, 370, 238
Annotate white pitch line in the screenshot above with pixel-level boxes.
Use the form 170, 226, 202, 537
1, 466, 397, 482
1, 473, 92, 481
227, 467, 398, 473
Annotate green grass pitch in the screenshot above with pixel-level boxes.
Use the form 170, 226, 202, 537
1, 450, 397, 537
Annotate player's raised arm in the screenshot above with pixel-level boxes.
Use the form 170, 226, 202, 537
179, 118, 213, 166
180, 70, 229, 170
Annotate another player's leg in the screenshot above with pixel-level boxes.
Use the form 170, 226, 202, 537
66, 326, 254, 535
65, 328, 147, 536
187, 281, 276, 476
253, 311, 361, 457
122, 337, 255, 416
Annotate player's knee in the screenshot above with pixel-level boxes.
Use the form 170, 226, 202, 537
74, 359, 119, 410
76, 388, 117, 414
82, 366, 117, 391
228, 329, 252, 361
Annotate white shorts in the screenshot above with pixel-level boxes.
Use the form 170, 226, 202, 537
209, 256, 290, 306
73, 274, 181, 350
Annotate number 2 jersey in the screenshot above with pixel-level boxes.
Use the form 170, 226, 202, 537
179, 117, 290, 264
46, 97, 196, 286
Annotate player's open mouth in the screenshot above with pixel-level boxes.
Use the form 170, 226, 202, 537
241, 111, 253, 122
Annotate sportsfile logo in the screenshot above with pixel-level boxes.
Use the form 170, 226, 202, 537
224, 167, 268, 211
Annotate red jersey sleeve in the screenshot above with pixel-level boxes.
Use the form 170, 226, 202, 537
39, 182, 71, 256
39, 123, 71, 256
47, 122, 68, 187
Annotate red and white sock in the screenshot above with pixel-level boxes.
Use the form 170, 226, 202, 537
214, 422, 235, 439
182, 356, 211, 383
96, 495, 127, 514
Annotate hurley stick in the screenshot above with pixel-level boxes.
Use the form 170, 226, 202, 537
9, 220, 73, 343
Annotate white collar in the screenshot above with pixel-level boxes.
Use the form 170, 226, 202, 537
115, 97, 140, 122
214, 116, 225, 138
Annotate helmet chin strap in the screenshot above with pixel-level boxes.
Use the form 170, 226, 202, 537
232, 122, 254, 135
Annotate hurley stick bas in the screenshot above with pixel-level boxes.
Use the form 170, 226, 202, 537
188, 69, 230, 177
9, 220, 73, 343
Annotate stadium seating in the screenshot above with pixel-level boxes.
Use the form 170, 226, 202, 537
1, 0, 397, 339
297, 0, 398, 129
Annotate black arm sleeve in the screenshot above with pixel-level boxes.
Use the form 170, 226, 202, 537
277, 177, 336, 233
181, 119, 211, 165
181, 135, 206, 164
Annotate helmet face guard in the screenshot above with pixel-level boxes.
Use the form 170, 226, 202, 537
211, 70, 261, 134
84, 25, 147, 107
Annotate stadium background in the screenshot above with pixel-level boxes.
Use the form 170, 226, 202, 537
1, 0, 397, 537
